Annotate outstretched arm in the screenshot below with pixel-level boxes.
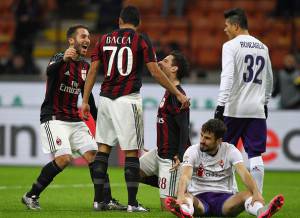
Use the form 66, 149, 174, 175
235, 163, 265, 205
176, 165, 193, 204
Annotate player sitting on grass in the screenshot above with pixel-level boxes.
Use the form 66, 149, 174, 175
165, 119, 284, 218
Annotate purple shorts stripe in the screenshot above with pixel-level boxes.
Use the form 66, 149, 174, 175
195, 192, 233, 217
223, 117, 266, 158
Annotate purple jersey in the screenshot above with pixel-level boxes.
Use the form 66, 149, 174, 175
40, 52, 90, 123
91, 28, 157, 99
156, 85, 191, 161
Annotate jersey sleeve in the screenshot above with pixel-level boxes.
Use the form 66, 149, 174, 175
91, 35, 104, 63
182, 146, 197, 167
217, 42, 235, 106
264, 47, 273, 105
46, 53, 64, 76
228, 144, 244, 166
140, 33, 157, 63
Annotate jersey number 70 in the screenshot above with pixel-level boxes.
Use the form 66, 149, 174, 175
103, 46, 133, 76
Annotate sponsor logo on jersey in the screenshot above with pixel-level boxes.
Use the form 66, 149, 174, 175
219, 160, 224, 168
197, 163, 204, 177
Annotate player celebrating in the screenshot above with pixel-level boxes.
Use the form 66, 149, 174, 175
21, 25, 124, 210
214, 8, 273, 193
165, 119, 284, 218
139, 51, 191, 210
81, 5, 190, 212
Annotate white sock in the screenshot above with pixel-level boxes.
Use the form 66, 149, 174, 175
180, 197, 194, 215
249, 156, 264, 193
245, 196, 264, 216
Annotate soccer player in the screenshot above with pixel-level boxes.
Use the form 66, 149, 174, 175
81, 6, 190, 212
214, 8, 273, 193
139, 51, 191, 210
21, 25, 124, 211
165, 119, 284, 218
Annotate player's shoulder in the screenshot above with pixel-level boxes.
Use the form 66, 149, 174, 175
139, 32, 153, 43
186, 144, 200, 153
222, 142, 241, 154
49, 52, 64, 64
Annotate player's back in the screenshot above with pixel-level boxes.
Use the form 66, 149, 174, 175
222, 35, 273, 118
91, 28, 156, 99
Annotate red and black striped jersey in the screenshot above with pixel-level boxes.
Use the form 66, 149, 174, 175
40, 52, 96, 123
156, 85, 191, 161
91, 28, 157, 99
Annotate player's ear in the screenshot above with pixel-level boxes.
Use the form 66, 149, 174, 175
172, 65, 178, 73
68, 37, 75, 46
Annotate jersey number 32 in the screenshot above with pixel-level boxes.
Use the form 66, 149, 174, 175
243, 54, 265, 85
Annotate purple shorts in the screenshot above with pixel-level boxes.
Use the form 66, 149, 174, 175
195, 192, 233, 217
223, 117, 266, 158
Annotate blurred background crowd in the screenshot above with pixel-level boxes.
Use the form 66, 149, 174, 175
0, 0, 300, 108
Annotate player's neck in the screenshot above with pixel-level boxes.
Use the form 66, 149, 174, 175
207, 144, 219, 156
236, 29, 249, 37
171, 78, 180, 86
119, 24, 137, 31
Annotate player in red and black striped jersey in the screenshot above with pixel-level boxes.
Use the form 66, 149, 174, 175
40, 52, 97, 122
82, 6, 190, 212
22, 25, 125, 211
139, 51, 191, 210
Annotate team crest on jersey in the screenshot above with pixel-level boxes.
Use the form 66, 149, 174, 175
56, 137, 62, 146
219, 160, 224, 168
159, 97, 166, 108
81, 69, 87, 81
197, 163, 204, 177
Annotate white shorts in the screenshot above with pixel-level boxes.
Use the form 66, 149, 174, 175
140, 149, 181, 198
95, 94, 144, 150
40, 120, 97, 157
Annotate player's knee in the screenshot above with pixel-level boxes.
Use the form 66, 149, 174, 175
55, 155, 72, 168
83, 150, 96, 163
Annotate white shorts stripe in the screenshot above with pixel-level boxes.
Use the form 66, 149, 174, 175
44, 121, 55, 153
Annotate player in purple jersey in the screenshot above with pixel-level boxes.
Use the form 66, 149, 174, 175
165, 119, 284, 218
139, 51, 191, 210
21, 25, 125, 211
81, 6, 190, 212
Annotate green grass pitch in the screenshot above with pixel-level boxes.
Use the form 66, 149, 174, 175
0, 166, 299, 218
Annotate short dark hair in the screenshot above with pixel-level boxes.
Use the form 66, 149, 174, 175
201, 119, 227, 140
120, 5, 140, 27
224, 8, 248, 30
66, 24, 89, 39
170, 50, 189, 81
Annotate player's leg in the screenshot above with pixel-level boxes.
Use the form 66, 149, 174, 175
222, 191, 252, 216
157, 155, 180, 210
112, 94, 148, 212
223, 117, 246, 146
91, 96, 118, 210
165, 193, 205, 218
139, 148, 159, 188
243, 119, 267, 193
22, 120, 73, 210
